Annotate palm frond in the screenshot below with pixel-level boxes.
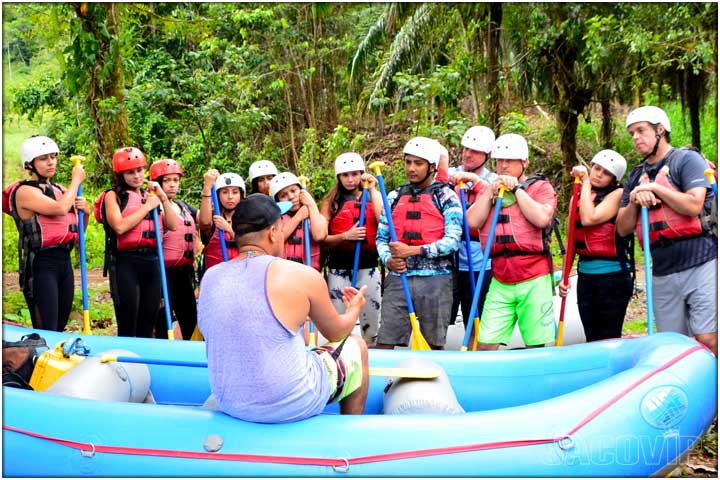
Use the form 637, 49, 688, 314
349, 3, 396, 88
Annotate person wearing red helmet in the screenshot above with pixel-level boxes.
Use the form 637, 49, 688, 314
149, 159, 199, 340
3, 135, 89, 332
95, 147, 178, 338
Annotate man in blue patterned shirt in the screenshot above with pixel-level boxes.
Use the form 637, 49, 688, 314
375, 136, 462, 350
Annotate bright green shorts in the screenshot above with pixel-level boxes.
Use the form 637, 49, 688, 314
315, 337, 363, 404
479, 274, 556, 346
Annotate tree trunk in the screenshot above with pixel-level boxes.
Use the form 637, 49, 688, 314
558, 107, 580, 175
486, 3, 502, 130
686, 70, 702, 149
75, 3, 129, 179
600, 97, 613, 149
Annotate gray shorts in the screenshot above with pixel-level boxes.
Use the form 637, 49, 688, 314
652, 259, 718, 336
377, 274, 453, 347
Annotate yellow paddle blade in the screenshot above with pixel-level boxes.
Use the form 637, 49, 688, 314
471, 317, 480, 351
555, 322, 565, 347
409, 313, 431, 350
190, 324, 204, 341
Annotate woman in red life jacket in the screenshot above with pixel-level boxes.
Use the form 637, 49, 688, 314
320, 153, 383, 346
198, 170, 245, 271
149, 159, 200, 340
269, 172, 327, 270
558, 150, 634, 341
248, 160, 278, 195
103, 147, 178, 338
6, 136, 88, 331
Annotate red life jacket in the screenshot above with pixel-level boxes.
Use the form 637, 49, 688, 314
162, 200, 197, 268
635, 153, 704, 248
454, 182, 489, 240
391, 181, 446, 246
203, 227, 238, 270
282, 213, 321, 270
573, 187, 621, 259
96, 189, 157, 252
328, 193, 377, 252
479, 176, 551, 257
4, 180, 79, 251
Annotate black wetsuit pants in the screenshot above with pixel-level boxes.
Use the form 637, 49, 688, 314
22, 247, 74, 332
154, 263, 197, 340
451, 269, 493, 328
577, 270, 634, 341
109, 251, 162, 338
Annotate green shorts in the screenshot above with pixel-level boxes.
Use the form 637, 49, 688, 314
314, 336, 363, 404
479, 274, 555, 346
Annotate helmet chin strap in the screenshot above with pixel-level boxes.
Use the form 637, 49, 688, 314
416, 163, 435, 186
26, 163, 48, 183
645, 125, 662, 161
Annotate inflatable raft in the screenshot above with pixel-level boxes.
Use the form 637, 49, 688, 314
2, 327, 716, 477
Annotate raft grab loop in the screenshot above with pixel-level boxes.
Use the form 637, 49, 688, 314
80, 442, 96, 458
332, 457, 350, 473
557, 435, 575, 451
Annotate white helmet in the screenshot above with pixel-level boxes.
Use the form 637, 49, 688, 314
215, 173, 246, 195
20, 136, 60, 168
269, 171, 301, 197
492, 133, 529, 161
625, 106, 671, 132
461, 126, 495, 153
591, 149, 627, 181
403, 136, 440, 166
334, 152, 365, 175
248, 160, 278, 181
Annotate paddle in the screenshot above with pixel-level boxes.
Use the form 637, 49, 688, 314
99, 354, 441, 379
297, 175, 317, 347
70, 155, 91, 335
368, 161, 431, 351
458, 182, 480, 352
640, 206, 655, 336
467, 185, 508, 347
704, 169, 717, 207
555, 175, 582, 346
351, 179, 370, 288
150, 191, 174, 340
210, 185, 229, 263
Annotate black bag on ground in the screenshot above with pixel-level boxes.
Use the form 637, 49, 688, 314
2, 333, 48, 390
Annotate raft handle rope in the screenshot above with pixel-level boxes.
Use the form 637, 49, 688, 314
332, 457, 350, 473
2, 344, 706, 469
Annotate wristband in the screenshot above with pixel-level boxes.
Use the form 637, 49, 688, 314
202, 194, 212, 198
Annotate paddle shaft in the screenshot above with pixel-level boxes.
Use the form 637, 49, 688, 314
100, 355, 441, 379
467, 187, 507, 332
556, 176, 582, 346
458, 185, 479, 350
210, 185, 229, 263
71, 156, 91, 335
640, 206, 655, 335
351, 182, 370, 288
297, 176, 316, 346
369, 162, 430, 350
151, 202, 174, 340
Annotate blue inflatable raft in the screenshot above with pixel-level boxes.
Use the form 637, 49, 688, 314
2, 326, 717, 477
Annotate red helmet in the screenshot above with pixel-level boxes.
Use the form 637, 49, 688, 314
112, 147, 147, 173
149, 159, 183, 180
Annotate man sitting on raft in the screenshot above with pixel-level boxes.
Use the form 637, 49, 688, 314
198, 194, 369, 423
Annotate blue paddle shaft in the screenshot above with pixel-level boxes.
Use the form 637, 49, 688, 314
467, 194, 504, 325
210, 185, 229, 263
459, 187, 479, 349
77, 184, 89, 312
641, 207, 655, 335
152, 207, 173, 336
351, 186, 369, 288
711, 183, 718, 206
375, 172, 416, 316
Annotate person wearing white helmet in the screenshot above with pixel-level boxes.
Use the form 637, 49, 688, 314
199, 169, 246, 270
465, 133, 557, 350
248, 160, 278, 195
3, 136, 89, 332
617, 106, 717, 355
557, 150, 634, 341
375, 136, 462, 350
320, 153, 384, 346
443, 126, 498, 337
269, 171, 327, 271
